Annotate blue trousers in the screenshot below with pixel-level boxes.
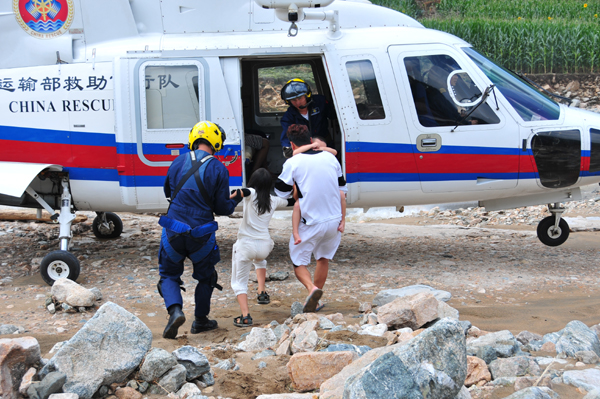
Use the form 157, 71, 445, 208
158, 231, 221, 318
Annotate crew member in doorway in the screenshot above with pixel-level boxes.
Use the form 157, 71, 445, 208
279, 78, 335, 158
157, 121, 243, 339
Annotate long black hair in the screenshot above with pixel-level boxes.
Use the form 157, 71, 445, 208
247, 168, 272, 215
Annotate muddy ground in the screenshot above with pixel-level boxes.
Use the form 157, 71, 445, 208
1, 184, 599, 398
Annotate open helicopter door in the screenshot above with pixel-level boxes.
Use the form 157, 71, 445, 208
114, 56, 242, 211
389, 45, 520, 194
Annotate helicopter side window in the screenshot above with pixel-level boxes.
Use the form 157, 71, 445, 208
345, 60, 386, 120
403, 55, 499, 127
144, 65, 199, 129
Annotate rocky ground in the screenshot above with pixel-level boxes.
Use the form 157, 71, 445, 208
1, 182, 600, 398
532, 74, 600, 111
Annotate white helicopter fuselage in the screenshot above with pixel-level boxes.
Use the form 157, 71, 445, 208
1, 0, 600, 259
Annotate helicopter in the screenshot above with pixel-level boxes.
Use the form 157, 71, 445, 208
1, 0, 599, 285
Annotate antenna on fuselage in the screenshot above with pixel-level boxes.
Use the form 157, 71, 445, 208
254, 0, 341, 39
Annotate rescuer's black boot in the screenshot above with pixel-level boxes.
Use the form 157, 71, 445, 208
162, 304, 185, 339
191, 316, 218, 334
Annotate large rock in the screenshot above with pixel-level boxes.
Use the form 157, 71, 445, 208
501, 386, 560, 399
238, 328, 278, 352
27, 372, 66, 399
0, 337, 41, 399
138, 348, 178, 382
150, 364, 187, 394
48, 394, 79, 399
455, 385, 472, 399
373, 285, 452, 307
357, 324, 387, 337
19, 367, 37, 396
287, 351, 357, 392
257, 394, 321, 398
317, 349, 391, 398
465, 356, 491, 387
175, 382, 201, 398
376, 292, 439, 330
41, 302, 152, 399
291, 331, 319, 354
488, 356, 541, 379
291, 321, 319, 353
467, 330, 518, 358
321, 318, 466, 399
516, 331, 543, 346
437, 301, 459, 320
562, 369, 600, 392
115, 387, 142, 399
545, 321, 600, 359
322, 344, 371, 357
575, 350, 599, 364
347, 352, 421, 397
51, 279, 96, 307
583, 389, 600, 399
172, 346, 210, 380
0, 325, 24, 335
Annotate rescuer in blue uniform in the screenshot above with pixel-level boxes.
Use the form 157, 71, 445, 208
158, 121, 243, 339
279, 78, 335, 157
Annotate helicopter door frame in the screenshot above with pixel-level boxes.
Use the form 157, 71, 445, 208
114, 56, 242, 210
389, 44, 520, 193
136, 59, 207, 168
114, 57, 208, 209
326, 49, 418, 208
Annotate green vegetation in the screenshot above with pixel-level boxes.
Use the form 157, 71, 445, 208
437, 0, 600, 21
371, 0, 600, 73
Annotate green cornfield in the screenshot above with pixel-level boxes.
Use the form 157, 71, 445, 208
371, 0, 600, 74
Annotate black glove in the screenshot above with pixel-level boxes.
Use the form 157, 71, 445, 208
231, 189, 243, 204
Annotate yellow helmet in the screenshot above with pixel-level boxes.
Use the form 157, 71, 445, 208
188, 121, 226, 152
281, 78, 312, 105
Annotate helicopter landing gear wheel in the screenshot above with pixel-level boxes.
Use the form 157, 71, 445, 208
537, 214, 570, 247
92, 212, 123, 239
40, 250, 81, 286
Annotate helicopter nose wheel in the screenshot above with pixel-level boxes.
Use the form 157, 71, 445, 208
92, 212, 123, 239
536, 203, 570, 246
40, 250, 81, 286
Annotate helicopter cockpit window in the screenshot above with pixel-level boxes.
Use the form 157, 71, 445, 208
345, 60, 386, 120
144, 65, 199, 129
257, 64, 317, 114
463, 47, 560, 122
403, 55, 500, 127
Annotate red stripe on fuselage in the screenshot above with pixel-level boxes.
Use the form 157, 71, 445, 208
345, 152, 419, 174
123, 154, 242, 177
416, 154, 520, 174
520, 155, 538, 173
1, 139, 117, 168
581, 156, 590, 172
346, 152, 525, 174
2, 139, 242, 177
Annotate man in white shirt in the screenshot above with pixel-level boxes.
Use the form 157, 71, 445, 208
275, 124, 347, 312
